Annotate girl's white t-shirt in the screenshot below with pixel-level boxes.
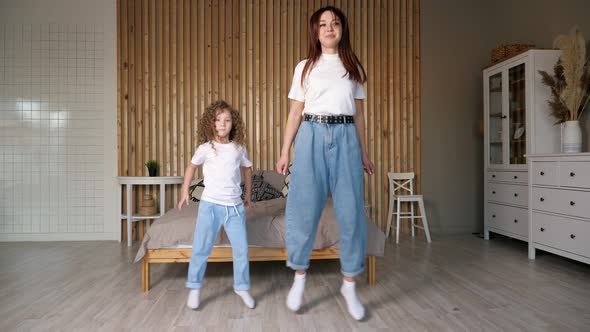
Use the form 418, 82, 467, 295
288, 53, 366, 116
191, 141, 253, 206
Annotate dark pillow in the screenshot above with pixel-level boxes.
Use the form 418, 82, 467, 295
241, 173, 284, 202
189, 179, 205, 202
282, 162, 293, 196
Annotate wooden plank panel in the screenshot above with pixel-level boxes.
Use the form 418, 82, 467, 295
232, 0, 240, 115
219, 0, 226, 100
254, 0, 261, 168
191, 0, 197, 161
401, 0, 407, 173
414, 0, 421, 192
369, 0, 376, 220
153, 0, 159, 167
164, 0, 171, 208
408, 0, 414, 176
128, 0, 135, 179
225, 0, 232, 104
197, 0, 205, 180
280, 0, 287, 162
394, 0, 401, 176
211, 1, 218, 102
171, 0, 177, 180
177, 0, 184, 180
183, 0, 190, 176
136, 0, 143, 178
117, 0, 122, 177
157, 0, 164, 181
374, 0, 382, 225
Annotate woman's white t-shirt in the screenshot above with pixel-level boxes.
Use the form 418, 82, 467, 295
191, 141, 253, 206
288, 53, 366, 116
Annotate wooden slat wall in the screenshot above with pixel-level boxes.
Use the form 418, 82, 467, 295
117, 0, 421, 230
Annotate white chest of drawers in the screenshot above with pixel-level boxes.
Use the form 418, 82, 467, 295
528, 153, 590, 264
485, 170, 529, 241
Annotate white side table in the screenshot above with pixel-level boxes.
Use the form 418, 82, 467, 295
116, 176, 184, 246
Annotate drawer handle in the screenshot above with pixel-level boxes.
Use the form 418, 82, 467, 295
570, 172, 575, 177
501, 115, 507, 119
492, 174, 496, 178
513, 219, 518, 223
540, 197, 545, 202
540, 227, 545, 232
514, 175, 518, 179
492, 214, 496, 218
514, 193, 518, 197
570, 234, 576, 239
540, 171, 545, 176
492, 191, 496, 194
570, 201, 575, 206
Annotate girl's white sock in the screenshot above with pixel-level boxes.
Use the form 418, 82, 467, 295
340, 280, 365, 320
186, 289, 200, 309
234, 290, 256, 309
286, 272, 306, 311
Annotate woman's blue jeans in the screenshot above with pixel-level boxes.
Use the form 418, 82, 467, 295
285, 121, 367, 277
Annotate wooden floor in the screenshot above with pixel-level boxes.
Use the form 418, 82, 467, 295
1, 235, 589, 331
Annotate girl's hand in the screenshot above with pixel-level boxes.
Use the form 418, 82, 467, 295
177, 192, 190, 210
276, 155, 290, 175
244, 198, 252, 209
362, 153, 375, 175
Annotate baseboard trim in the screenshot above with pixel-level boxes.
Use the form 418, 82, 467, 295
0, 233, 119, 242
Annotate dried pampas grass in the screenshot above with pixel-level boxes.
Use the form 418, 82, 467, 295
539, 28, 590, 123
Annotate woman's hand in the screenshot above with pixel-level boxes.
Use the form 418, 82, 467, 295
362, 153, 375, 175
177, 191, 190, 210
276, 154, 290, 175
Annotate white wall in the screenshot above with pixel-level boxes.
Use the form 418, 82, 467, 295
0, 0, 118, 241
421, 0, 590, 234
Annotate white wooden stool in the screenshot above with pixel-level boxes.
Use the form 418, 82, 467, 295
386, 172, 432, 244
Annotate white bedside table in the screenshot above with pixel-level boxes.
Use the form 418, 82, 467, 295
116, 176, 184, 246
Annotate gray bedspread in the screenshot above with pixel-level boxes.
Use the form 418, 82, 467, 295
134, 197, 385, 262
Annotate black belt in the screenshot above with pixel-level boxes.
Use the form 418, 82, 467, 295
303, 114, 354, 124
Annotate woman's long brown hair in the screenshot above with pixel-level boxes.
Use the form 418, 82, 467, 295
300, 6, 366, 86
197, 100, 246, 148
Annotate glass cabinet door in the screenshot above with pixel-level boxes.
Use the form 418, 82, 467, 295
508, 64, 526, 165
488, 72, 503, 165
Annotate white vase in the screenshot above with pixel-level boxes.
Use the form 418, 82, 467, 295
561, 120, 582, 153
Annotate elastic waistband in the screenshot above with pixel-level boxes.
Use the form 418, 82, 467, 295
303, 114, 354, 124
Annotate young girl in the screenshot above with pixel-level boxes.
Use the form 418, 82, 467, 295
178, 100, 255, 310
276, 6, 374, 320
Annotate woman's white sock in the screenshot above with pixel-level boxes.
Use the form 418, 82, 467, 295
186, 289, 200, 309
234, 290, 256, 309
340, 280, 365, 320
286, 272, 306, 311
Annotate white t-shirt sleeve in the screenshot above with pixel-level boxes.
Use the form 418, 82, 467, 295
288, 60, 307, 102
191, 145, 207, 165
354, 80, 366, 99
240, 147, 253, 167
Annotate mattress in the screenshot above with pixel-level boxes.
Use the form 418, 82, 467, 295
134, 197, 385, 262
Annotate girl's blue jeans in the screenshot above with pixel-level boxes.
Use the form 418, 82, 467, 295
186, 200, 250, 290
286, 121, 367, 277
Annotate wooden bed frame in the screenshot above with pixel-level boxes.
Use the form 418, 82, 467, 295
142, 246, 376, 292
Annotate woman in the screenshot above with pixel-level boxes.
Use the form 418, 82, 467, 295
276, 6, 374, 321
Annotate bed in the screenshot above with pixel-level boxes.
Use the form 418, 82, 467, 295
134, 171, 385, 292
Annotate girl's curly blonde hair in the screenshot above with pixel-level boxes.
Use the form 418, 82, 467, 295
197, 100, 246, 147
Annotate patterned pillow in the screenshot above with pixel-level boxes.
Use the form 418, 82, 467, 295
241, 173, 284, 202
281, 162, 293, 197
189, 179, 205, 202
